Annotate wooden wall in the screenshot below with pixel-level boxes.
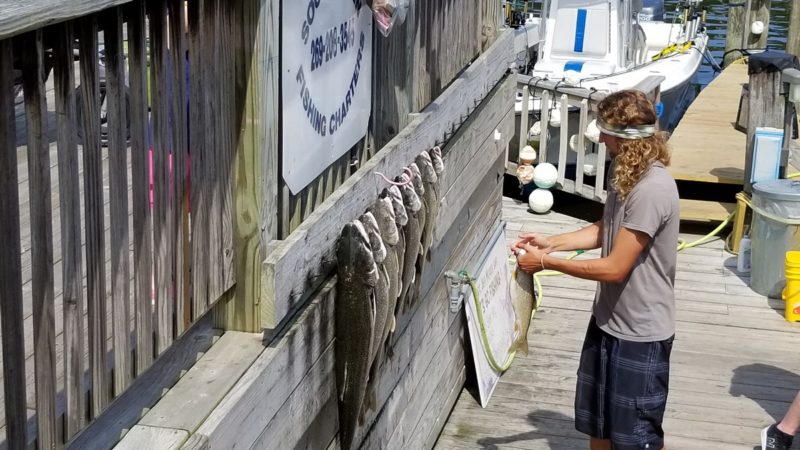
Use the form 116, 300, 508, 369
188, 72, 516, 450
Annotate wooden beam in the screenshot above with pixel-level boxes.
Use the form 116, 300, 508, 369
744, 68, 784, 192
0, 0, 138, 40
0, 38, 28, 450
261, 29, 514, 334
725, 0, 772, 67
23, 29, 58, 449
789, 0, 800, 59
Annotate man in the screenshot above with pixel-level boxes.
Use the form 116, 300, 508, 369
513, 90, 680, 449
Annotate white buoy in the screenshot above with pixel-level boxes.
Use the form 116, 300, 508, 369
569, 134, 582, 152
751, 20, 765, 35
528, 188, 554, 214
585, 119, 601, 144
583, 153, 599, 176
520, 145, 537, 165
533, 163, 558, 189
563, 70, 581, 86
528, 121, 542, 141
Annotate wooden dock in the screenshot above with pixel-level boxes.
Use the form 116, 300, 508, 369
436, 197, 800, 449
668, 63, 749, 186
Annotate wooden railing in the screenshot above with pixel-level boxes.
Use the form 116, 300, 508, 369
0, 0, 238, 447
510, 74, 664, 202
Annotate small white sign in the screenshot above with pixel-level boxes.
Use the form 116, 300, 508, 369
464, 223, 516, 408
281, 0, 373, 194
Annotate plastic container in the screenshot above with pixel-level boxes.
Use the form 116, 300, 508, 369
737, 234, 751, 273
783, 251, 800, 321
750, 180, 800, 298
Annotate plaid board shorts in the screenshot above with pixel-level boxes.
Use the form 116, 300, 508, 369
574, 317, 674, 449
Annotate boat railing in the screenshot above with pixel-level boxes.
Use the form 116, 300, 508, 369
511, 73, 665, 203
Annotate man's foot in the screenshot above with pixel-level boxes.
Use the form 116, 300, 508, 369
762, 423, 794, 449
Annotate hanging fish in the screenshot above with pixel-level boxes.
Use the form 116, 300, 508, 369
416, 152, 439, 258
370, 194, 401, 336
336, 220, 378, 450
397, 175, 422, 315
388, 185, 407, 297
360, 212, 389, 367
409, 163, 427, 255
509, 251, 536, 356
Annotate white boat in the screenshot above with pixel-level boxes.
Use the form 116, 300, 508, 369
513, 0, 708, 144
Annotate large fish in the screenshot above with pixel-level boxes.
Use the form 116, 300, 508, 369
397, 176, 422, 313
388, 185, 408, 295
370, 194, 400, 335
360, 212, 389, 366
409, 163, 427, 256
416, 152, 439, 258
509, 250, 536, 356
336, 221, 378, 450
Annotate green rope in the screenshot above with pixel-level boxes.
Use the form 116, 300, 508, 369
461, 270, 517, 373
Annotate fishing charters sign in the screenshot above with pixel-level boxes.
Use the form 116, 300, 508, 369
282, 0, 374, 194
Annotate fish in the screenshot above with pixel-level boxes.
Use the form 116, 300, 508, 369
509, 251, 536, 356
430, 146, 444, 176
409, 163, 427, 256
335, 221, 378, 450
389, 185, 408, 306
416, 152, 439, 258
370, 194, 400, 335
397, 175, 422, 313
359, 212, 391, 419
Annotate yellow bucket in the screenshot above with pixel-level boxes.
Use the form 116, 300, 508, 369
782, 251, 800, 322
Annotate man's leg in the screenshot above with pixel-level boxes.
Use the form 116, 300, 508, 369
590, 437, 611, 450
778, 391, 800, 435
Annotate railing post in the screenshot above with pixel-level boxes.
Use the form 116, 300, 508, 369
213, 0, 279, 333
789, 0, 800, 59
724, 0, 772, 67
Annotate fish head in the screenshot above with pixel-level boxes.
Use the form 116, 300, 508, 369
339, 221, 379, 286
409, 163, 425, 196
399, 183, 421, 212
388, 186, 409, 226
416, 152, 438, 183
360, 212, 387, 264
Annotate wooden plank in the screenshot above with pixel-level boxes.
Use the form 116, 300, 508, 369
22, 29, 58, 449
0, 38, 28, 450
595, 143, 607, 199
194, 280, 336, 449
149, 0, 173, 354
0, 0, 139, 40
518, 85, 529, 157
137, 331, 263, 432
65, 316, 217, 450
575, 99, 588, 192
668, 63, 748, 185
188, 0, 210, 320
113, 425, 188, 450
206, 0, 223, 304
104, 6, 132, 396
127, 0, 154, 376
790, 0, 800, 59
168, 0, 190, 335
261, 29, 515, 333
539, 90, 551, 163
260, 0, 280, 256
679, 199, 736, 223
78, 16, 110, 417
218, 0, 235, 298
250, 342, 336, 449
215, 0, 270, 332
423, 366, 466, 449
179, 434, 210, 450
52, 21, 86, 439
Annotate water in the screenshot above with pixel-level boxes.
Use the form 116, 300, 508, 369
665, 0, 791, 89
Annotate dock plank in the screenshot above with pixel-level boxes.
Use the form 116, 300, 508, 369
435, 197, 800, 449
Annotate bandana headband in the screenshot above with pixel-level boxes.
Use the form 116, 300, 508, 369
596, 118, 656, 140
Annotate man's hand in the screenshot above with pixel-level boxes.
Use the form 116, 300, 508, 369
512, 233, 553, 255
515, 243, 548, 274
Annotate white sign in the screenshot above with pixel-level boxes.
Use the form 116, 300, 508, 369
464, 223, 516, 408
282, 0, 373, 194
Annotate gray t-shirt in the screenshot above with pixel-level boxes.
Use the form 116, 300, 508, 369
594, 161, 680, 342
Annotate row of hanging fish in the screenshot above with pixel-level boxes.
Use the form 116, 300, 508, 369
335, 147, 445, 450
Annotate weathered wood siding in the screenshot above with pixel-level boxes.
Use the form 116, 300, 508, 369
189, 74, 515, 450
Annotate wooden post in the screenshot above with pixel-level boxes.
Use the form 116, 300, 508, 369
744, 66, 784, 193
480, 0, 503, 51
724, 0, 772, 67
213, 0, 279, 332
789, 0, 800, 59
